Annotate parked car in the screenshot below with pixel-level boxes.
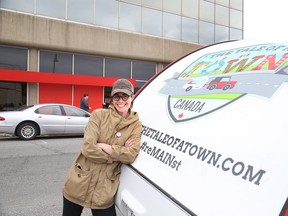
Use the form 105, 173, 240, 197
115, 40, 288, 216
0, 104, 90, 140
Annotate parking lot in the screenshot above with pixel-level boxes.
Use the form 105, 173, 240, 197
0, 135, 94, 216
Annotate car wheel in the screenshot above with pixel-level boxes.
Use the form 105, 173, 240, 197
222, 84, 232, 90
16, 122, 39, 140
208, 84, 217, 90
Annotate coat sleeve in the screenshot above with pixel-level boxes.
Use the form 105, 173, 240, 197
109, 121, 142, 164
80, 110, 109, 163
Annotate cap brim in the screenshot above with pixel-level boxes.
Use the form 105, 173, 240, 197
111, 89, 132, 96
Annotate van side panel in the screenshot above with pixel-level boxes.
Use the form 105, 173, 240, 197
116, 41, 288, 216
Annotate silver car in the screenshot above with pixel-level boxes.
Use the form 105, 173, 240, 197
0, 104, 90, 140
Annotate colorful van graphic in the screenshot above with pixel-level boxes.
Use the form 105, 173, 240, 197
115, 41, 288, 216
158, 42, 288, 122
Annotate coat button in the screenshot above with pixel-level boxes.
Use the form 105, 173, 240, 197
77, 173, 81, 177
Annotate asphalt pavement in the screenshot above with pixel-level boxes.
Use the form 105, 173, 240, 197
0, 136, 94, 216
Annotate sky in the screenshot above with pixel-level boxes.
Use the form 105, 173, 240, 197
244, 0, 288, 41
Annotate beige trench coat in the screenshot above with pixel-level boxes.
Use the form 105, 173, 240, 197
62, 105, 142, 209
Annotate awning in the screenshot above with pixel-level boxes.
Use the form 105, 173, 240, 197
0, 69, 136, 87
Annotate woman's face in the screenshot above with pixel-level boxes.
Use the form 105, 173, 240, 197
112, 92, 133, 117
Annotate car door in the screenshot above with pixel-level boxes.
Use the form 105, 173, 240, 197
34, 105, 66, 134
62, 105, 90, 134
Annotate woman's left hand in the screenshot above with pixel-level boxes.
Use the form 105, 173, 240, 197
125, 138, 135, 148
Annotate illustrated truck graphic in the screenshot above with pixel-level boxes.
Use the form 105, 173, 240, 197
207, 76, 237, 91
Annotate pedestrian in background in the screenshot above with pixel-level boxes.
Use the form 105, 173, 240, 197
80, 93, 91, 112
62, 79, 142, 216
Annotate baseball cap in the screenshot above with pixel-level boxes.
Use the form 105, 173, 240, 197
111, 79, 134, 96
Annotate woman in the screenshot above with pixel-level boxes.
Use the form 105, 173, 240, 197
62, 79, 142, 216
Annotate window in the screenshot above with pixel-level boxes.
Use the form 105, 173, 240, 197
0, 82, 27, 111
74, 54, 103, 76
230, 0, 243, 10
119, 2, 141, 32
67, 0, 94, 24
105, 58, 131, 78
132, 60, 156, 80
182, 17, 198, 43
103, 87, 112, 107
215, 0, 229, 7
39, 51, 73, 74
36, 0, 66, 19
135, 81, 146, 92
136, 81, 146, 88
230, 28, 243, 40
142, 7, 162, 36
215, 4, 229, 26
199, 21, 215, 45
200, 0, 214, 23
121, 0, 141, 5
182, 0, 199, 19
36, 105, 62, 115
1, 0, 243, 44
95, 0, 118, 28
0, 0, 34, 13
215, 25, 229, 43
163, 12, 181, 40
0, 46, 28, 70
142, 0, 162, 10
63, 105, 88, 117
230, 9, 243, 29
163, 0, 181, 14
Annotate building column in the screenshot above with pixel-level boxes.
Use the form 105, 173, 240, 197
27, 48, 38, 105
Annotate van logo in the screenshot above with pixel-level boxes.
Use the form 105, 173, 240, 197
159, 43, 288, 123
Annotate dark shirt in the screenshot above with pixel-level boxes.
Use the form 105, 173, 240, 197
80, 97, 89, 111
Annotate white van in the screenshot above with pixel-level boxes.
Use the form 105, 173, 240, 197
115, 40, 288, 216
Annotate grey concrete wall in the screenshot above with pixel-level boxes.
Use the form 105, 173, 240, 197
27, 83, 38, 105
0, 10, 201, 64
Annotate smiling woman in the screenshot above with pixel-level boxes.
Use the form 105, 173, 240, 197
62, 78, 142, 216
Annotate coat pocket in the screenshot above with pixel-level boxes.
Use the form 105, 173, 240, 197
64, 161, 92, 202
93, 167, 121, 207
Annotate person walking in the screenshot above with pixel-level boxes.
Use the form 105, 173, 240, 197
62, 79, 142, 216
80, 93, 91, 111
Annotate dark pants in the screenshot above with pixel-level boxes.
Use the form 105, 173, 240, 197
62, 196, 116, 216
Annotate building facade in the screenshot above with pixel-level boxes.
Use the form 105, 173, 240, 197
0, 0, 243, 111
